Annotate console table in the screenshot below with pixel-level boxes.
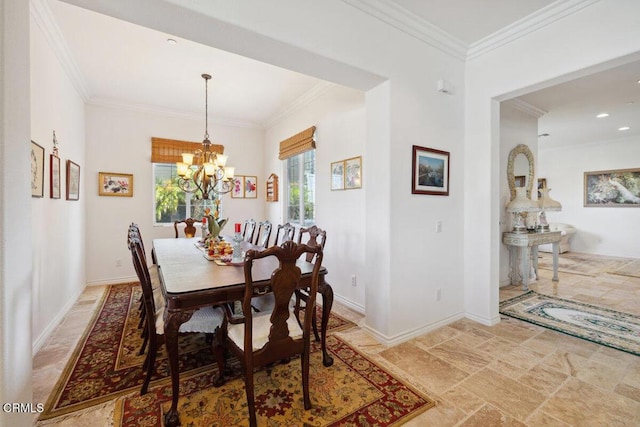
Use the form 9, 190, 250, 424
503, 231, 561, 290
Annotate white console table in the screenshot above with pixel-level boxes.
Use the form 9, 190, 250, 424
503, 231, 561, 290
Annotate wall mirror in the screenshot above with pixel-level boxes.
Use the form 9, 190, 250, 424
507, 144, 535, 201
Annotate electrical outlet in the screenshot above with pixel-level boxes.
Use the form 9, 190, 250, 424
436, 288, 442, 301
351, 275, 357, 287
436, 220, 443, 233
116, 259, 122, 267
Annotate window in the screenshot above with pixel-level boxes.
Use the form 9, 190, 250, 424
285, 149, 315, 226
153, 163, 203, 224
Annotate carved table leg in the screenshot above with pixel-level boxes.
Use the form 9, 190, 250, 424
318, 280, 334, 367
163, 309, 194, 427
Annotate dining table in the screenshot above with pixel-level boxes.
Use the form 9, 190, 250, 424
152, 236, 334, 427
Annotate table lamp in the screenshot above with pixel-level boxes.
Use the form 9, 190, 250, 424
506, 187, 539, 233
537, 188, 561, 232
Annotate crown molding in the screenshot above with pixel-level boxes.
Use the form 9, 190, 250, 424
31, 0, 90, 101
468, 0, 600, 60
504, 99, 547, 118
262, 81, 335, 129
342, 0, 467, 61
87, 97, 260, 129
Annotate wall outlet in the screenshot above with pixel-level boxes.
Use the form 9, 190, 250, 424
115, 259, 122, 267
436, 220, 443, 233
436, 288, 442, 301
351, 275, 357, 287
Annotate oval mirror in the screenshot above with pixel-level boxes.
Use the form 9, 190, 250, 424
507, 144, 535, 201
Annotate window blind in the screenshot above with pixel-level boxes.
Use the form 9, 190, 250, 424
278, 126, 316, 160
151, 137, 224, 164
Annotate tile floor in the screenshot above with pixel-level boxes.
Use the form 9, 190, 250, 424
33, 253, 640, 426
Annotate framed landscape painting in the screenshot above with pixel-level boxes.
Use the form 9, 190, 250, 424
31, 141, 45, 198
584, 168, 640, 207
411, 145, 450, 196
98, 172, 133, 197
66, 160, 80, 201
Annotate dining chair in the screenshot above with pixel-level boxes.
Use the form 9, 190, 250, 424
128, 233, 224, 395
274, 222, 295, 245
294, 225, 327, 341
173, 218, 200, 238
242, 219, 257, 243
213, 240, 323, 427
253, 220, 272, 248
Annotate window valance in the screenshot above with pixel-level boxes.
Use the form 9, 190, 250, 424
278, 126, 316, 160
151, 137, 224, 164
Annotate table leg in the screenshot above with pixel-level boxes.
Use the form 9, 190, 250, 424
521, 246, 530, 291
318, 280, 334, 367
552, 242, 559, 282
163, 309, 194, 427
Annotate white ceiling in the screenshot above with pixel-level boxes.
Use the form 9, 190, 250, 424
46, 0, 640, 146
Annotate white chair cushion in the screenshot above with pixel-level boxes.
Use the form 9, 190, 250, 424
148, 264, 160, 289
154, 305, 224, 335
251, 294, 276, 313
228, 311, 303, 352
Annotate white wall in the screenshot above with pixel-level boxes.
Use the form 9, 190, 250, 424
539, 135, 640, 258
264, 84, 367, 312
30, 5, 87, 353
85, 104, 265, 284
465, 0, 640, 324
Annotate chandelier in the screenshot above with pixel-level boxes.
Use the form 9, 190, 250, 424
176, 73, 235, 200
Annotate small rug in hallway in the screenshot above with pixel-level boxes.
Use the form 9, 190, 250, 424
500, 291, 640, 356
38, 283, 356, 422
114, 335, 435, 426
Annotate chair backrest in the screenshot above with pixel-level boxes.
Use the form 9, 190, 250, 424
129, 223, 157, 264
242, 219, 257, 243
241, 240, 323, 361
297, 225, 326, 262
174, 218, 200, 238
128, 233, 157, 320
274, 222, 295, 246
253, 220, 272, 248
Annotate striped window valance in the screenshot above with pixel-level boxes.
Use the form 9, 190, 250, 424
278, 126, 316, 160
151, 137, 224, 164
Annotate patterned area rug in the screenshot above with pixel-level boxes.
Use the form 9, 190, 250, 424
114, 335, 434, 426
537, 252, 635, 277
38, 283, 356, 422
500, 291, 640, 356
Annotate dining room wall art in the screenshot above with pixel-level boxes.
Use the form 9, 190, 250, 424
50, 154, 60, 199
330, 156, 362, 190
66, 160, 80, 201
31, 140, 45, 198
266, 173, 278, 202
98, 172, 133, 197
411, 145, 450, 196
231, 175, 257, 199
584, 168, 640, 207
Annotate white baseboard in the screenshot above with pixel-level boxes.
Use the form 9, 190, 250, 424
32, 285, 85, 354
332, 293, 365, 314
361, 311, 465, 347
86, 275, 137, 286
465, 311, 501, 326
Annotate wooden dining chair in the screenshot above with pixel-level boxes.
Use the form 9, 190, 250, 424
294, 225, 327, 341
128, 233, 224, 395
253, 220, 272, 248
274, 222, 295, 245
173, 218, 200, 238
242, 219, 257, 243
213, 240, 323, 427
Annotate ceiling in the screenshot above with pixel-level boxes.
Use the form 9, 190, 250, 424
47, 0, 639, 146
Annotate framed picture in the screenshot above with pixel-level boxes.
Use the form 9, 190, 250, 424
514, 175, 526, 187
331, 160, 345, 190
66, 160, 80, 201
231, 176, 245, 198
411, 145, 450, 196
50, 155, 61, 199
537, 178, 547, 199
31, 141, 45, 198
584, 168, 640, 207
344, 156, 362, 190
244, 176, 258, 199
99, 172, 133, 197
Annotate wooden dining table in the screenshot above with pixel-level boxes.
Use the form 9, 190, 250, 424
152, 237, 334, 427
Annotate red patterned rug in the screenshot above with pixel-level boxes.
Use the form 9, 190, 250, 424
38, 283, 356, 422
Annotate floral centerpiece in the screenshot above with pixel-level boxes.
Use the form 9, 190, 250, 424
203, 206, 228, 247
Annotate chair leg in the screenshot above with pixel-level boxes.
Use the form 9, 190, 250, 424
213, 327, 227, 387
245, 369, 257, 427
302, 349, 311, 410
141, 337, 157, 395
138, 330, 149, 356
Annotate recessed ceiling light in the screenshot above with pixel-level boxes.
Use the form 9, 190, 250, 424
618, 126, 631, 131
596, 113, 609, 118
167, 38, 177, 45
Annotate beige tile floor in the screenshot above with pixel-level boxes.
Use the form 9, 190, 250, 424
33, 253, 640, 426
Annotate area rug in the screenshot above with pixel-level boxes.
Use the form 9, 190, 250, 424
38, 283, 356, 422
500, 291, 640, 356
537, 252, 634, 277
114, 335, 435, 426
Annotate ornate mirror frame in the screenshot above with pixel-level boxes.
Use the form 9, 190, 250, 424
507, 144, 535, 201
